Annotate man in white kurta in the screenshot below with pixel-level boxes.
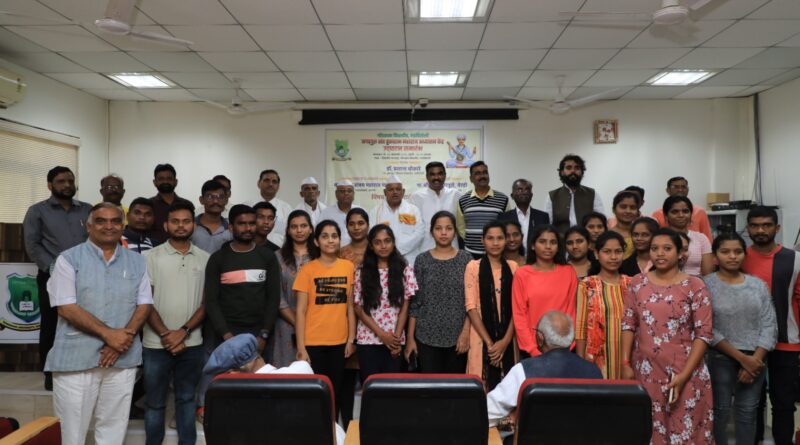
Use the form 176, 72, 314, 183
369, 175, 425, 265
294, 176, 327, 225
410, 162, 461, 258
320, 180, 361, 246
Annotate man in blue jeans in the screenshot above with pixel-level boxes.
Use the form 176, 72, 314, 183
143, 201, 209, 445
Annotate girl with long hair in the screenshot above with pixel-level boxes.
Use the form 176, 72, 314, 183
620, 217, 658, 277
663, 195, 713, 276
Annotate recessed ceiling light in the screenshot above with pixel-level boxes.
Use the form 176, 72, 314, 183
405, 0, 493, 22
411, 71, 467, 87
107, 73, 174, 88
646, 70, 716, 86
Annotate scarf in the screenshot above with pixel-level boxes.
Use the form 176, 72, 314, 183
478, 256, 514, 389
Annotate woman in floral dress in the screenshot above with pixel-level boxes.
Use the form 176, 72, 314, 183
621, 228, 714, 444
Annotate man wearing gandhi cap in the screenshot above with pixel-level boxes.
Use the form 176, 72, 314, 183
320, 180, 362, 246
203, 334, 346, 444
295, 177, 327, 226
368, 174, 425, 264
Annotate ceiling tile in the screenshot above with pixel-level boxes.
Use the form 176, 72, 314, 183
198, 52, 278, 72
163, 72, 234, 88
406, 24, 485, 51
137, 0, 236, 25
338, 51, 406, 71
313, 0, 403, 24
299, 88, 356, 100
627, 20, 734, 48
747, 0, 800, 19
46, 72, 121, 89
1, 52, 89, 73
354, 88, 408, 100
671, 47, 764, 69
243, 89, 304, 101
692, 0, 770, 20
223, 72, 293, 88
567, 86, 629, 101
472, 50, 547, 70
60, 52, 151, 72
622, 86, 691, 99
604, 48, 691, 69
165, 25, 259, 51
246, 25, 333, 51
778, 33, 800, 47
88, 26, 191, 52
138, 89, 199, 101
221, 0, 319, 25
526, 70, 596, 87
467, 71, 532, 88
130, 52, 217, 72
673, 86, 748, 99
489, 0, 585, 22
285, 71, 350, 88
731, 85, 773, 96
0, 27, 46, 52
760, 68, 800, 86
83, 89, 150, 101
326, 24, 404, 50
703, 20, 800, 47
6, 26, 117, 52
735, 48, 800, 69
409, 87, 463, 100
702, 68, 788, 85
517, 86, 577, 101
37, 0, 153, 24
554, 22, 648, 49
189, 89, 253, 101
481, 23, 565, 50
461, 87, 521, 100
348, 71, 406, 88
0, 0, 72, 25
268, 51, 342, 71
538, 49, 618, 70
406, 51, 476, 71
578, 0, 661, 15
583, 69, 657, 87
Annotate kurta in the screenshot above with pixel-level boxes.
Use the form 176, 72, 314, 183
295, 201, 327, 226
575, 275, 632, 379
266, 253, 310, 368
369, 200, 425, 264
622, 274, 714, 445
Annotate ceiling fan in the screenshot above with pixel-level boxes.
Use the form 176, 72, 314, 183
202, 82, 296, 116
95, 0, 192, 47
560, 0, 720, 26
505, 76, 621, 115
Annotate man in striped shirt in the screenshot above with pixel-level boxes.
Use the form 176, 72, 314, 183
456, 161, 512, 258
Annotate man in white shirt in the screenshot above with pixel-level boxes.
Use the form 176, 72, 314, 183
320, 180, 361, 246
252, 169, 292, 246
410, 162, 461, 256
295, 176, 327, 225
369, 175, 425, 264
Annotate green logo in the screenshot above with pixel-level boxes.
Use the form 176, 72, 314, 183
333, 140, 351, 161
7, 273, 39, 323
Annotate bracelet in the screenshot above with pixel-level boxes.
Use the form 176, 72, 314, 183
181, 325, 191, 335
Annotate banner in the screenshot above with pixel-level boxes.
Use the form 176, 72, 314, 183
0, 263, 40, 343
326, 128, 483, 207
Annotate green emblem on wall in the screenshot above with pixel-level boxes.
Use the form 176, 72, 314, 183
333, 139, 351, 160
7, 273, 39, 323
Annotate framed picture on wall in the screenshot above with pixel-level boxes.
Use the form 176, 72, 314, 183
594, 119, 618, 144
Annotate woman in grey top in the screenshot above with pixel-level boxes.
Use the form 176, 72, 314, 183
405, 211, 472, 373
705, 232, 777, 445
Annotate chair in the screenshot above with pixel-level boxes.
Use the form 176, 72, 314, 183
204, 373, 336, 445
513, 378, 651, 445
0, 417, 60, 445
0, 418, 19, 440
358, 373, 490, 445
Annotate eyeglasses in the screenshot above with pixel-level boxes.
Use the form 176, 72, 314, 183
203, 193, 226, 201
102, 185, 121, 191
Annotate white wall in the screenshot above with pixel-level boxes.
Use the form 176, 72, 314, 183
110, 97, 754, 219
758, 76, 800, 248
0, 58, 108, 203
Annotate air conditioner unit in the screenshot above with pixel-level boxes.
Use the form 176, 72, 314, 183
0, 68, 26, 108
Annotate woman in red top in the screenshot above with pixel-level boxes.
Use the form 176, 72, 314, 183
512, 224, 578, 357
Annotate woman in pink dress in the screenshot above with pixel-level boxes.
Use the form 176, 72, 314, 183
621, 228, 714, 444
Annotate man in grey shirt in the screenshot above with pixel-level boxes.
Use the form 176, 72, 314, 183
23, 166, 91, 390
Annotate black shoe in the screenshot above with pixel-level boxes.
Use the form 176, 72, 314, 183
44, 373, 52, 391
129, 405, 145, 420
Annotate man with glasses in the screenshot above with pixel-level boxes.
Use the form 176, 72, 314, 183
99, 174, 127, 224
192, 179, 232, 253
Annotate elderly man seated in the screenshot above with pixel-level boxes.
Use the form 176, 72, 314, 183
486, 310, 601, 426
204, 334, 346, 445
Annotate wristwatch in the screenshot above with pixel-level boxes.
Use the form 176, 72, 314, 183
181, 325, 192, 335
259, 330, 270, 341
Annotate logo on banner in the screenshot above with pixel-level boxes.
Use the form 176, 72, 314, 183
3, 273, 40, 330
332, 139, 351, 161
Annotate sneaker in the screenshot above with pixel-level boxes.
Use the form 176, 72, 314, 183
195, 407, 204, 425
168, 416, 176, 429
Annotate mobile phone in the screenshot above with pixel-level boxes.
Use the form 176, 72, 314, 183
667, 371, 676, 404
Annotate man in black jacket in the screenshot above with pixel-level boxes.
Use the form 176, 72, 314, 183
499, 179, 549, 254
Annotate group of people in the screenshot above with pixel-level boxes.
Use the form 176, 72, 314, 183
21, 154, 800, 445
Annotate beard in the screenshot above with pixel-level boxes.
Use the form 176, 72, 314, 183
233, 233, 254, 243
751, 233, 775, 246
52, 188, 75, 200
169, 233, 192, 242
157, 183, 175, 193
559, 173, 582, 188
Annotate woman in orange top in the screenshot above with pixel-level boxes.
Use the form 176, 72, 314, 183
465, 221, 518, 390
